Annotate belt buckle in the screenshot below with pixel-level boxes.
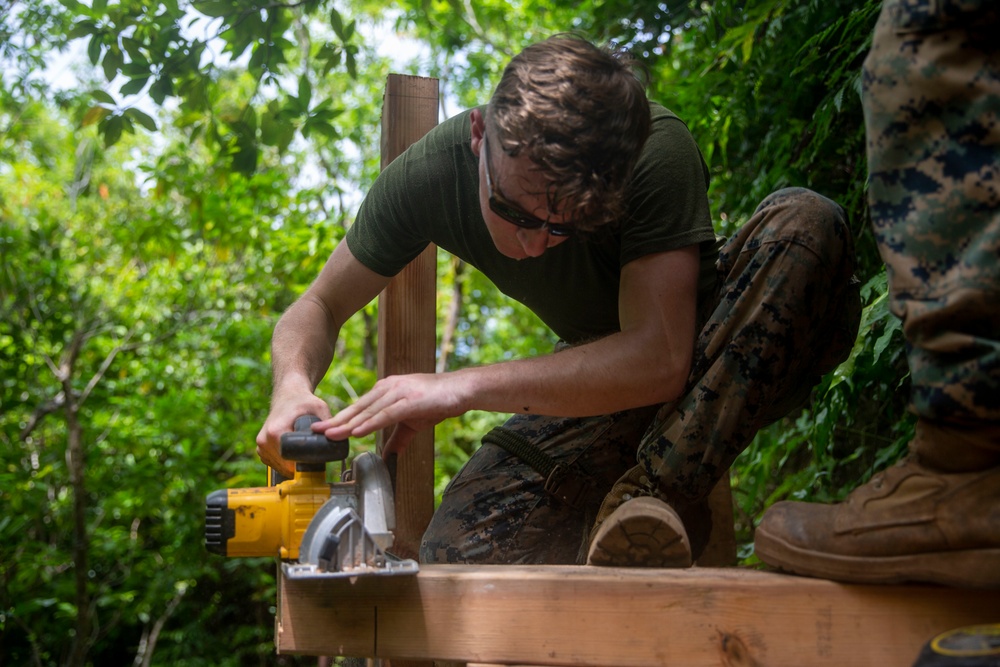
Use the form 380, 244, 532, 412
544, 464, 590, 510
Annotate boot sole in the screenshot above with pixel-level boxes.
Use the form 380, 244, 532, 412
755, 528, 1000, 588
587, 497, 693, 568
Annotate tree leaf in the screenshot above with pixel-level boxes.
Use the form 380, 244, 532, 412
193, 0, 233, 19
317, 42, 341, 76
120, 77, 149, 96
100, 114, 125, 147
67, 19, 98, 40
81, 105, 112, 127
345, 46, 357, 79
87, 33, 103, 65
330, 7, 345, 40
125, 108, 157, 132
149, 76, 173, 105
298, 74, 312, 109
89, 89, 116, 105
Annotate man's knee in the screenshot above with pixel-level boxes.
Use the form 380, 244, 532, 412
753, 188, 852, 262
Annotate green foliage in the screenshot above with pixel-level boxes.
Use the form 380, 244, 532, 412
0, 89, 323, 666
8, 0, 365, 172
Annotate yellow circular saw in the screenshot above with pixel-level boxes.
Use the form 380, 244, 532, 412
204, 415, 418, 578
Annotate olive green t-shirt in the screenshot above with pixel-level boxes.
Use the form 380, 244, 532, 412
346, 103, 719, 344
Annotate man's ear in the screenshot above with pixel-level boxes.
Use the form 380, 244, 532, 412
469, 108, 485, 157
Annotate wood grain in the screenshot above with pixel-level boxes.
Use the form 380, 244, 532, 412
278, 564, 1000, 666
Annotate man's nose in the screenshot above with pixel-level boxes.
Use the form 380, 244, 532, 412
517, 227, 550, 257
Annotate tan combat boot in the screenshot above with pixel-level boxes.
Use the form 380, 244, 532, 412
754, 454, 1000, 587
587, 465, 710, 567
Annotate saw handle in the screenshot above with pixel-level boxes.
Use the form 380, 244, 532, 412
281, 415, 350, 467
268, 415, 350, 484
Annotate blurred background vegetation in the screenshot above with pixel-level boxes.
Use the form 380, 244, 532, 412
1, 0, 911, 664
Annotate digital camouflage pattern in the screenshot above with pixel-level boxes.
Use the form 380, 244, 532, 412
421, 188, 861, 564
863, 0, 1000, 436
638, 188, 860, 504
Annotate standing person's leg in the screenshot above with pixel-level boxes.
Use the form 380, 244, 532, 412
754, 0, 1000, 587
589, 187, 861, 566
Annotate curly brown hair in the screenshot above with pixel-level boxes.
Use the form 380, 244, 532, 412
487, 34, 651, 231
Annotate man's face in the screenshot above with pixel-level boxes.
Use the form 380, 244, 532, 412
476, 135, 573, 260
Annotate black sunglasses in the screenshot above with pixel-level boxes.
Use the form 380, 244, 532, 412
483, 137, 575, 238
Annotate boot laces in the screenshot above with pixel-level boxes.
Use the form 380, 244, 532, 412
622, 473, 658, 502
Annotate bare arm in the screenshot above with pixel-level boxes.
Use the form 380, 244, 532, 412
318, 245, 700, 454
256, 241, 392, 475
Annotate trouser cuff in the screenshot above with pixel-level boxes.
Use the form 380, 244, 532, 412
911, 418, 1000, 472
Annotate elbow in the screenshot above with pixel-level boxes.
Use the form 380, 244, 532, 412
643, 346, 692, 406
611, 325, 696, 409
654, 365, 689, 405
299, 292, 341, 330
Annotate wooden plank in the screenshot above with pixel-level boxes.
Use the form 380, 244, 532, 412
375, 74, 439, 561
277, 565, 1000, 666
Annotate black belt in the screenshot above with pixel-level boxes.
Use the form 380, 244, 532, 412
481, 426, 599, 510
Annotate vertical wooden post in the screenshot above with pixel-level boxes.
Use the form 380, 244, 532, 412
376, 74, 439, 561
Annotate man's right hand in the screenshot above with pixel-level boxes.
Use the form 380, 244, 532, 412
255, 392, 332, 479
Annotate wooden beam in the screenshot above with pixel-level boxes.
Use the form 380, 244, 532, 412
277, 565, 1000, 666
375, 74, 439, 560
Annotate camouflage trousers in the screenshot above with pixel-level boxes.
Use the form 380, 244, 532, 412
864, 0, 1000, 458
420, 188, 861, 564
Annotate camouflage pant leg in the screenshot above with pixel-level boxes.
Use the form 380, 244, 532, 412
638, 187, 862, 503
863, 0, 1000, 431
419, 407, 659, 564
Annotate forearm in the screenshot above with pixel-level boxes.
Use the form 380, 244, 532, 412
456, 326, 691, 417
457, 249, 699, 418
270, 294, 340, 397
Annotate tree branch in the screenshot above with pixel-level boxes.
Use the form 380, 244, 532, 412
19, 392, 65, 441
133, 584, 187, 667
78, 328, 138, 406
